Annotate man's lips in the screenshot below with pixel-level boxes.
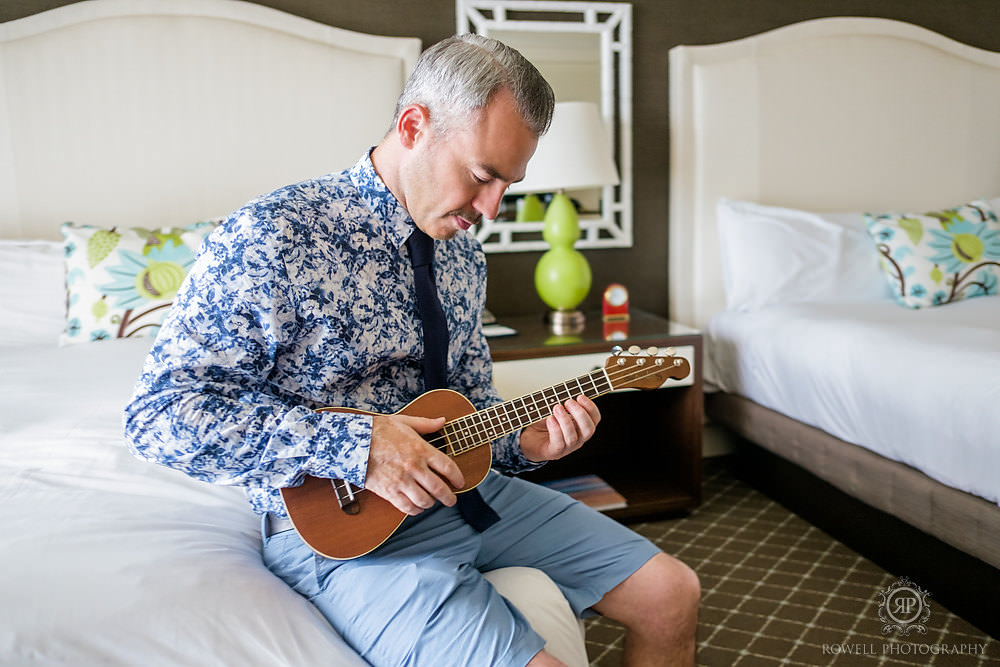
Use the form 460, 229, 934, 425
454, 215, 479, 231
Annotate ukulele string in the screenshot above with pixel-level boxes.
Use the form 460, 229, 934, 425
421, 358, 675, 453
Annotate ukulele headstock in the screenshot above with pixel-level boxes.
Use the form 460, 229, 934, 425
603, 346, 691, 390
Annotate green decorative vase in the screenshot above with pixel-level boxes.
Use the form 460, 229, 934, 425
535, 247, 591, 310
533, 193, 591, 312
516, 193, 546, 222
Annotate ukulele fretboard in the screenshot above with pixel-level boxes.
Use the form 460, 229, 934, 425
441, 368, 612, 455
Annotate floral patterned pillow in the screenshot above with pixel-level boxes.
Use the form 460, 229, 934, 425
60, 221, 217, 344
864, 200, 1000, 309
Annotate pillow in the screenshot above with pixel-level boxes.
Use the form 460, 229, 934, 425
864, 199, 1000, 309
0, 240, 66, 346
716, 198, 892, 311
60, 221, 217, 345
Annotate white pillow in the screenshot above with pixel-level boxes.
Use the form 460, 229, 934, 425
0, 240, 66, 346
716, 198, 893, 311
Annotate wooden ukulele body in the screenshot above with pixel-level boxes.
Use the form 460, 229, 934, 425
279, 389, 492, 560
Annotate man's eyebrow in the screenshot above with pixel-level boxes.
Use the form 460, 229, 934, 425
480, 164, 523, 183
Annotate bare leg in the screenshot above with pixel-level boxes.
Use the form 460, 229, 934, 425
592, 552, 700, 666
526, 650, 568, 666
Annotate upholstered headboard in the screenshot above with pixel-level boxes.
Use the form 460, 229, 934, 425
668, 17, 1000, 330
0, 0, 421, 240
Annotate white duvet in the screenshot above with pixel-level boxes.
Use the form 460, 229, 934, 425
707, 297, 1000, 506
0, 339, 586, 665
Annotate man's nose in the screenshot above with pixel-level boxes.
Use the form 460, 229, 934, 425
473, 181, 508, 221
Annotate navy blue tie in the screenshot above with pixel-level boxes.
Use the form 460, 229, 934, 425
407, 227, 500, 532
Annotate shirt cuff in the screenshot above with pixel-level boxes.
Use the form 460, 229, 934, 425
304, 410, 373, 488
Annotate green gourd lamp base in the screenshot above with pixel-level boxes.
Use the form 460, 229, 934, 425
534, 192, 591, 333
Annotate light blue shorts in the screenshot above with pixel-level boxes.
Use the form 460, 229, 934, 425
262, 471, 660, 667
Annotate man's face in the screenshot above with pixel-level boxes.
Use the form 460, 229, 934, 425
399, 89, 538, 240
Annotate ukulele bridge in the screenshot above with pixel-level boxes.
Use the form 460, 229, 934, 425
331, 479, 361, 515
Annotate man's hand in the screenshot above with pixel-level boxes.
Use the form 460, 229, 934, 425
520, 395, 601, 463
364, 414, 465, 516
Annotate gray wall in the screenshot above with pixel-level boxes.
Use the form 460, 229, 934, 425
7, 0, 1000, 318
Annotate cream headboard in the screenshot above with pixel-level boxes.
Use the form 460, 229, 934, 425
0, 0, 421, 240
668, 17, 1000, 330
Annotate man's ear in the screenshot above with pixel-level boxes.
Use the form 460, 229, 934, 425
396, 104, 431, 149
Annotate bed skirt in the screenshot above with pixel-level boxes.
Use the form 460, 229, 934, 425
705, 392, 1000, 571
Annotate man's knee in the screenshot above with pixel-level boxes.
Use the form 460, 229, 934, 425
645, 553, 700, 619
525, 649, 569, 667
597, 552, 699, 630
668, 555, 701, 605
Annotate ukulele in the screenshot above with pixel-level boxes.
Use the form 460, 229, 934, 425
280, 346, 691, 559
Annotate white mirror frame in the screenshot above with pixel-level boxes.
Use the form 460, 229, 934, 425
457, 0, 633, 253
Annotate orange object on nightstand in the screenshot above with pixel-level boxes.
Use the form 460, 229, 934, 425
602, 283, 629, 340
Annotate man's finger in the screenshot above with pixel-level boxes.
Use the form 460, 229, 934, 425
401, 414, 447, 434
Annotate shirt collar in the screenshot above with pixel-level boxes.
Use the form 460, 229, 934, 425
349, 149, 414, 250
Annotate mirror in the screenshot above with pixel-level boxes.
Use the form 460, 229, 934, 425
456, 0, 633, 253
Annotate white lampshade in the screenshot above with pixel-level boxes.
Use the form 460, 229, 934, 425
507, 101, 620, 195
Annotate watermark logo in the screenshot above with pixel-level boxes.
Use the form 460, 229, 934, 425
821, 578, 988, 658
877, 577, 930, 636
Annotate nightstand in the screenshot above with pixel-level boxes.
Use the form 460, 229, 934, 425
488, 309, 703, 521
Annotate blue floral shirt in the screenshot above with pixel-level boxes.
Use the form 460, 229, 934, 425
124, 152, 535, 517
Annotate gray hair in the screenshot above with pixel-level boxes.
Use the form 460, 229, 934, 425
392, 34, 554, 138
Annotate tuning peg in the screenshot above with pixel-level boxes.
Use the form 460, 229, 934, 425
628, 345, 641, 355
647, 346, 659, 356
663, 347, 676, 356
611, 345, 624, 356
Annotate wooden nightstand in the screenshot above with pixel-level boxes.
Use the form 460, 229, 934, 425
488, 309, 703, 521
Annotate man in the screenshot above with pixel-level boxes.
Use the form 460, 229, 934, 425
125, 34, 698, 666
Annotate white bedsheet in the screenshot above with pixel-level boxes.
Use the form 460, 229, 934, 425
707, 297, 1000, 506
0, 338, 369, 665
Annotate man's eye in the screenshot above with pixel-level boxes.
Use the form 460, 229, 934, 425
473, 174, 489, 184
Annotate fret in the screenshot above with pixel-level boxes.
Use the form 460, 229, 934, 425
510, 396, 528, 429
476, 408, 492, 444
442, 422, 464, 455
485, 405, 503, 439
524, 391, 543, 423
456, 418, 478, 453
466, 411, 482, 445
501, 401, 517, 430
441, 430, 455, 457
541, 386, 558, 412
471, 411, 489, 447
539, 389, 554, 416
587, 371, 606, 396
517, 396, 534, 428
456, 420, 476, 454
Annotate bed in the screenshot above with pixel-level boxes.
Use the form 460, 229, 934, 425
0, 1, 588, 664
668, 16, 1000, 579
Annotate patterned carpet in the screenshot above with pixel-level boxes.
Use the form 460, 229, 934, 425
583, 459, 997, 666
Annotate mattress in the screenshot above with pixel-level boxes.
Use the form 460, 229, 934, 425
706, 297, 1000, 506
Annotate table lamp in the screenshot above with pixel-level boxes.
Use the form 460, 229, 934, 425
507, 101, 620, 334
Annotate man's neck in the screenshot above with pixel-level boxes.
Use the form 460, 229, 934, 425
369, 141, 405, 211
